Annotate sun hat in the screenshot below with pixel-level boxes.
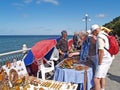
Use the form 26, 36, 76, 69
91, 24, 100, 32
101, 26, 112, 33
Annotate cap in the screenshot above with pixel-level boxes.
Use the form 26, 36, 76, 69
91, 24, 100, 32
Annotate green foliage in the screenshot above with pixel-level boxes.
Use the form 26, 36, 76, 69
103, 16, 120, 36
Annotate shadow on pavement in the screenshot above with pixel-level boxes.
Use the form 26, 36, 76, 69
107, 73, 120, 83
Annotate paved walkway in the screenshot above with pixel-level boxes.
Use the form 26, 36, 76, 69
106, 52, 120, 90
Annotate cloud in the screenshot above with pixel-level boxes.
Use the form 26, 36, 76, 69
36, 0, 41, 4
22, 13, 29, 18
36, 0, 59, 5
13, 0, 59, 7
12, 2, 24, 7
12, 2, 24, 10
24, 0, 32, 4
12, 0, 59, 10
96, 14, 107, 18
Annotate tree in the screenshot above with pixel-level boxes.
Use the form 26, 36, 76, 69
103, 16, 120, 36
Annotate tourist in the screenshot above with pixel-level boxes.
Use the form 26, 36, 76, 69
69, 31, 90, 63
88, 31, 98, 76
91, 24, 113, 90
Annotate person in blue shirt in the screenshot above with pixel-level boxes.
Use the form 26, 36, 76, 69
69, 31, 90, 63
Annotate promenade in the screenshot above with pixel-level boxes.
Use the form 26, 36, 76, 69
106, 52, 120, 90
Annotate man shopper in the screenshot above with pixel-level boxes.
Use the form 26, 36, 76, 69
91, 24, 113, 90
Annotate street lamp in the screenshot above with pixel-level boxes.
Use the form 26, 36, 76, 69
82, 14, 91, 32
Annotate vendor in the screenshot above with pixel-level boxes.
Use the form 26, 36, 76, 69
56, 30, 68, 64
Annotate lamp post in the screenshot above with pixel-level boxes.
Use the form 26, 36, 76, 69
82, 14, 91, 32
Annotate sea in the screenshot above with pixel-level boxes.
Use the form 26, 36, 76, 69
0, 35, 73, 53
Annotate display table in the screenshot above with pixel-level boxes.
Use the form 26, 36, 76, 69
2, 60, 28, 87
24, 76, 78, 90
53, 58, 94, 90
0, 60, 78, 90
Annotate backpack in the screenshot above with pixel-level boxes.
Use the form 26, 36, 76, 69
104, 34, 119, 55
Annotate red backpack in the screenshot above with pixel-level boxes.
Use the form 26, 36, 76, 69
104, 34, 119, 55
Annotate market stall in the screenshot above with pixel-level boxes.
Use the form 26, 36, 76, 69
53, 57, 94, 90
0, 60, 78, 90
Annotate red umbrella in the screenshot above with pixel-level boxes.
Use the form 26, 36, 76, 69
31, 39, 57, 61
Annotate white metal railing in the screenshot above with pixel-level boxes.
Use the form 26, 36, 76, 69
0, 48, 31, 57
0, 44, 31, 65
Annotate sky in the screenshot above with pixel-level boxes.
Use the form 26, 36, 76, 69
0, 0, 120, 35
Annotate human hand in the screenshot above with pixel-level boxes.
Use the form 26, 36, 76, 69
59, 50, 64, 55
68, 53, 73, 57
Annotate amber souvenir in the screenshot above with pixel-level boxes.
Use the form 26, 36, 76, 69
0, 73, 3, 81
75, 66, 84, 70
15, 78, 23, 85
9, 69, 18, 85
39, 87, 44, 90
2, 84, 9, 90
25, 84, 30, 88
6, 61, 11, 69
19, 63, 22, 66
15, 86, 20, 90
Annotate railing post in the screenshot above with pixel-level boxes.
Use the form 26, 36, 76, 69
22, 44, 28, 55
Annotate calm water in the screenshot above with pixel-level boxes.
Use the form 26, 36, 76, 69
0, 35, 73, 53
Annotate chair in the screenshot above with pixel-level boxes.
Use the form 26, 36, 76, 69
37, 58, 54, 80
50, 47, 59, 61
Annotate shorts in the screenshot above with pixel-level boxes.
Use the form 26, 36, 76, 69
90, 55, 98, 76
90, 55, 98, 70
95, 58, 112, 78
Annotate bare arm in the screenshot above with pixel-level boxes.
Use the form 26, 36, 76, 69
68, 52, 80, 57
97, 37, 105, 65
98, 49, 104, 65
